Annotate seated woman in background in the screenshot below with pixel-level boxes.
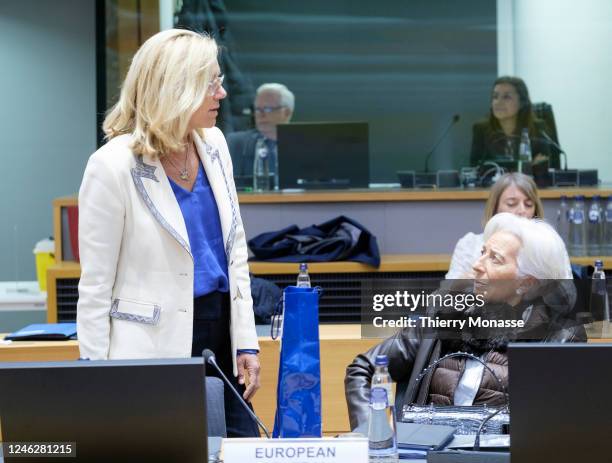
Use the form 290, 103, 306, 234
470, 76, 559, 169
344, 213, 583, 431
446, 172, 543, 279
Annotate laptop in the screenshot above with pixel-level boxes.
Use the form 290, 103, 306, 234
508, 343, 612, 462
277, 121, 369, 190
0, 358, 207, 462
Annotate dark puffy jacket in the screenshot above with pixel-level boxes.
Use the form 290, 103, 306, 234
428, 350, 508, 406
344, 281, 586, 430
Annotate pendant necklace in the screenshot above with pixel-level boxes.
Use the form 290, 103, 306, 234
166, 143, 191, 180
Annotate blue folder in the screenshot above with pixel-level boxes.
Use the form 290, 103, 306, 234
4, 323, 77, 341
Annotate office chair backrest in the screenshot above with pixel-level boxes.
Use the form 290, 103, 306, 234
532, 102, 559, 144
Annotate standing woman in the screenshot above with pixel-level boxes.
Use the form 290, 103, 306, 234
77, 29, 260, 437
470, 76, 559, 169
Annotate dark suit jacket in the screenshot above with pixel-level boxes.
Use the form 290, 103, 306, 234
470, 119, 561, 169
226, 129, 259, 177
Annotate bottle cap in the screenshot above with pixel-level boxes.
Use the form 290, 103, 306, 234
575, 195, 585, 200
375, 354, 389, 366
593, 195, 600, 200
594, 259, 603, 268
299, 263, 308, 271
560, 195, 567, 200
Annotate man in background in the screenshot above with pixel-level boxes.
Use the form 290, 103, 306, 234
227, 83, 295, 187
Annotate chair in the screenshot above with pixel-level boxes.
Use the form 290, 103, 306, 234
205, 376, 227, 437
532, 102, 559, 144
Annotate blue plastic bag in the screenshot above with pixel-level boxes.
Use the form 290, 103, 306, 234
272, 286, 322, 438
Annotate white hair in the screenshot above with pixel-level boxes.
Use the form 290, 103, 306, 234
256, 83, 295, 112
483, 212, 572, 279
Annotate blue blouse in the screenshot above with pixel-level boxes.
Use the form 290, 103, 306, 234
169, 161, 229, 297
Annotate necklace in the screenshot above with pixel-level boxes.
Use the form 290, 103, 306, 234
165, 143, 191, 180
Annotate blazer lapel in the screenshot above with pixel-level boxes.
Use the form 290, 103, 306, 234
131, 154, 192, 259
194, 131, 238, 261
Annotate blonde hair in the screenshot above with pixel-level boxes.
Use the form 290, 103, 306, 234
103, 29, 219, 157
482, 173, 544, 226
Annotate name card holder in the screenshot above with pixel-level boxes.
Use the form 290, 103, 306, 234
222, 437, 368, 463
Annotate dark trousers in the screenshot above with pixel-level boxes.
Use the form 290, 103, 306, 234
191, 291, 260, 438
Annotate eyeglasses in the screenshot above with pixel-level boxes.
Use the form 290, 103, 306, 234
255, 105, 285, 114
207, 74, 225, 96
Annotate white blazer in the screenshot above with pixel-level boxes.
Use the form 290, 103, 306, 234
77, 128, 259, 374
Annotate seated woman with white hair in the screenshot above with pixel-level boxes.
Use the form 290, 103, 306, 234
344, 213, 584, 431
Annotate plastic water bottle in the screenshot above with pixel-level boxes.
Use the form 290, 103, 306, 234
587, 196, 604, 256
589, 261, 610, 339
518, 128, 531, 172
568, 196, 587, 257
296, 263, 311, 288
253, 143, 271, 191
604, 196, 612, 256
368, 387, 398, 462
372, 355, 394, 407
556, 195, 570, 246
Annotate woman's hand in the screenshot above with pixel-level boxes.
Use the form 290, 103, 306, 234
236, 353, 261, 401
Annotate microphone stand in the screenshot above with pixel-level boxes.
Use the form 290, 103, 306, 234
203, 349, 271, 438
424, 114, 460, 173
540, 132, 568, 171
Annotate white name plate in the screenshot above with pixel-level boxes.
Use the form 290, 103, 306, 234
222, 437, 368, 463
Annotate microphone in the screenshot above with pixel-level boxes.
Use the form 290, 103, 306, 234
473, 405, 508, 451
424, 114, 460, 172
540, 131, 568, 171
202, 349, 271, 438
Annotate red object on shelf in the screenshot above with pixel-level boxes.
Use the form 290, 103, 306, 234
67, 206, 79, 262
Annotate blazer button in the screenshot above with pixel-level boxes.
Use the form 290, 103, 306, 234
230, 260, 234, 266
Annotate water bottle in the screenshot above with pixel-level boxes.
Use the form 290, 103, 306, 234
372, 355, 394, 406
568, 196, 587, 257
518, 128, 531, 172
296, 263, 311, 288
253, 142, 271, 192
589, 260, 610, 339
587, 196, 604, 256
368, 387, 398, 462
604, 196, 612, 256
556, 195, 570, 246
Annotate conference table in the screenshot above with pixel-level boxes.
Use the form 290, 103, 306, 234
2, 326, 612, 437
0, 325, 379, 435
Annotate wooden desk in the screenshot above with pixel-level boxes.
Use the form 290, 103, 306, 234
236, 186, 612, 204
0, 338, 79, 362
0, 325, 378, 435
53, 187, 612, 260
46, 256, 612, 322
3, 328, 611, 435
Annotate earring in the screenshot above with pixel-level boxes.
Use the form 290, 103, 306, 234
516, 288, 523, 295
